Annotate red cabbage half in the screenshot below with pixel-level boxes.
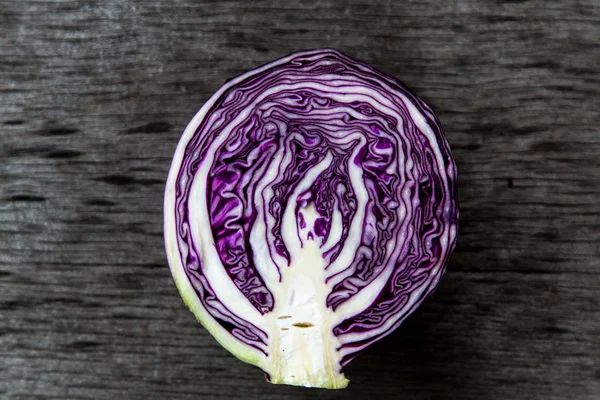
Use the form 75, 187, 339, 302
164, 49, 458, 389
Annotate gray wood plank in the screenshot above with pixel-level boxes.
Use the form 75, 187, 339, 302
1, 0, 599, 399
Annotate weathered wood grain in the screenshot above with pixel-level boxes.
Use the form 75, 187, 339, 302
1, 0, 599, 399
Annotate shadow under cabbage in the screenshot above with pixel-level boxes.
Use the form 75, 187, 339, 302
336, 276, 481, 399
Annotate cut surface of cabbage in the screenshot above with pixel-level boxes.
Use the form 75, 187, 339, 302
164, 48, 458, 388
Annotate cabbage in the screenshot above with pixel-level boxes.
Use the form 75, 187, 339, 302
164, 49, 458, 389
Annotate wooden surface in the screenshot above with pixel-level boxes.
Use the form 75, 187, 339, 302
1, 1, 599, 399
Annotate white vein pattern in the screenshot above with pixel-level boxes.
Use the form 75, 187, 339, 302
165, 49, 458, 388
